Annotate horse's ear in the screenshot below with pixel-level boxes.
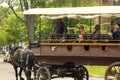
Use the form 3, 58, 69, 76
9, 45, 12, 52
8, 45, 16, 55
9, 48, 12, 55
9, 45, 11, 50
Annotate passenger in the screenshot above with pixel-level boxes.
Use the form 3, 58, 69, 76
91, 24, 100, 40
53, 19, 67, 35
112, 24, 120, 41
78, 26, 86, 42
108, 32, 113, 40
52, 19, 68, 41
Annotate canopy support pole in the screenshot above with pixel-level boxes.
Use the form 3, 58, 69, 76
39, 15, 42, 54
90, 19, 92, 33
99, 16, 102, 34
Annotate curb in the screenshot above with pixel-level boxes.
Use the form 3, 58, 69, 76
90, 75, 104, 78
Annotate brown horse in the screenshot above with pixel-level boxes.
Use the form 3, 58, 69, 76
9, 45, 36, 80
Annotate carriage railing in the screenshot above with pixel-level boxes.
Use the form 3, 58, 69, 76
29, 33, 120, 48
38, 33, 78, 42
49, 33, 78, 42
31, 33, 120, 44
38, 33, 120, 42
39, 33, 112, 43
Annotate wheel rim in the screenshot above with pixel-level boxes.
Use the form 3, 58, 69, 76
105, 62, 120, 80
76, 65, 89, 80
37, 67, 51, 80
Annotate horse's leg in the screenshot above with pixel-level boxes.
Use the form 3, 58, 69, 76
28, 66, 32, 80
27, 66, 32, 80
24, 66, 29, 80
19, 68, 24, 80
25, 66, 32, 80
33, 67, 37, 80
13, 66, 18, 80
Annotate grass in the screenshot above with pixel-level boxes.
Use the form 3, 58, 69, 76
86, 66, 108, 77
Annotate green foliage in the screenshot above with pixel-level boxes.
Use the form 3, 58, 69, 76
33, 0, 98, 8
0, 0, 99, 45
32, 0, 99, 36
3, 12, 26, 44
0, 7, 11, 25
34, 17, 54, 40
0, 27, 7, 46
0, 7, 12, 46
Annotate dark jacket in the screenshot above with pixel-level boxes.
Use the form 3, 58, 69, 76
54, 22, 67, 34
112, 30, 120, 40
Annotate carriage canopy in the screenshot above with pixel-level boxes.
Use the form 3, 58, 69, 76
23, 6, 120, 19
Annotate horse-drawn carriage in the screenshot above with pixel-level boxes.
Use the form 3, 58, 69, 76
23, 6, 120, 80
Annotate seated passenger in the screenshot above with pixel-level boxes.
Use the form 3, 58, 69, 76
78, 26, 86, 42
91, 24, 100, 40
108, 32, 113, 40
112, 25, 120, 42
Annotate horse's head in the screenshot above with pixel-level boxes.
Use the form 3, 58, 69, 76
9, 45, 37, 80
9, 45, 21, 55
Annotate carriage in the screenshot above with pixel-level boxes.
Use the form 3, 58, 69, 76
23, 6, 120, 80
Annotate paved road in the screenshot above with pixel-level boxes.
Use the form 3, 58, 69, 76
0, 58, 104, 80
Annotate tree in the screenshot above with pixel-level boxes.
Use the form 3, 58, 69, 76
5, 0, 36, 43
0, 27, 7, 46
0, 6, 10, 26
3, 13, 26, 44
50, 0, 98, 7
0, 7, 11, 46
1, 0, 99, 44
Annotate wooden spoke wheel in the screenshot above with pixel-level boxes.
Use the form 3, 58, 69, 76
105, 62, 120, 80
37, 67, 51, 80
74, 65, 89, 80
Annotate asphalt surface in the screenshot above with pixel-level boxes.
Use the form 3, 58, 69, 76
0, 58, 104, 80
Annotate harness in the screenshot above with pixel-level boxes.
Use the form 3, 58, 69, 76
10, 48, 34, 72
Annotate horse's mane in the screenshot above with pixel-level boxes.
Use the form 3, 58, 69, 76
10, 46, 21, 55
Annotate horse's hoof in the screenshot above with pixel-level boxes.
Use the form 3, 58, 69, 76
30, 78, 33, 80
20, 77, 24, 80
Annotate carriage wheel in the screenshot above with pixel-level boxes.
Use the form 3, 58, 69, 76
105, 62, 120, 80
74, 65, 89, 80
37, 67, 51, 80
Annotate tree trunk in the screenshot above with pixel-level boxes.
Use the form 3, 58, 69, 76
25, 15, 35, 43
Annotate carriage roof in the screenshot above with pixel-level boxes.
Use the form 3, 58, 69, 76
23, 6, 120, 19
